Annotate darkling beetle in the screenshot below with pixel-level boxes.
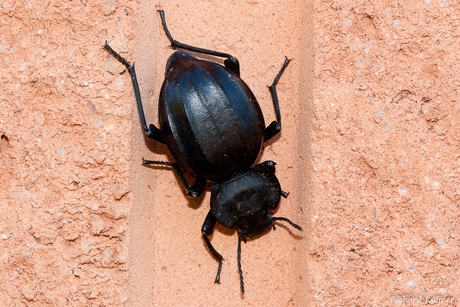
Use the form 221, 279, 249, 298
104, 10, 302, 293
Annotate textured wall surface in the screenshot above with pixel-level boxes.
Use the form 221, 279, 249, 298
1, 0, 137, 305
310, 0, 459, 305
1, 0, 459, 306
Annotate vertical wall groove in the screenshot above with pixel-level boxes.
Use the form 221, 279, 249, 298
128, 1, 159, 306
295, 0, 315, 305
127, 0, 308, 305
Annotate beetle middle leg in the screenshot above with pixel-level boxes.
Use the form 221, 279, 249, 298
201, 211, 224, 284
104, 42, 165, 144
158, 10, 240, 76
264, 57, 291, 142
142, 159, 206, 198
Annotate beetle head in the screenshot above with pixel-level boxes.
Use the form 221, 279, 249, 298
236, 207, 273, 238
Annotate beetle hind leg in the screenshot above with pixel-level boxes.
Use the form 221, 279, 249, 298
264, 57, 291, 142
202, 211, 224, 283
157, 10, 241, 76
142, 159, 206, 198
104, 43, 165, 144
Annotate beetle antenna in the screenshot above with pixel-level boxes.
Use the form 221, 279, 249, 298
237, 235, 245, 294
272, 217, 303, 231
142, 158, 174, 167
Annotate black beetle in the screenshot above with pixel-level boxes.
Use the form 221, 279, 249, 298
104, 10, 302, 293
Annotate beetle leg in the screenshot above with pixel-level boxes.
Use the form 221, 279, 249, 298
202, 211, 224, 284
264, 57, 291, 142
237, 234, 245, 293
142, 159, 206, 198
157, 10, 241, 76
141, 158, 174, 167
171, 164, 207, 198
271, 216, 303, 231
103, 42, 165, 144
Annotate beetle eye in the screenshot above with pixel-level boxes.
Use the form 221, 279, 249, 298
236, 208, 273, 239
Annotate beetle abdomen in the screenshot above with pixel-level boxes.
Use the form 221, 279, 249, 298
159, 52, 265, 181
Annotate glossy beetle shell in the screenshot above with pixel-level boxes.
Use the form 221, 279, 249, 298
159, 51, 265, 182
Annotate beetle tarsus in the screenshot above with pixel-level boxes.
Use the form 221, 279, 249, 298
202, 211, 225, 283
103, 42, 131, 68
104, 43, 166, 144
264, 57, 291, 142
157, 10, 241, 76
281, 190, 290, 198
271, 57, 291, 86
214, 259, 223, 284
142, 159, 174, 167
157, 10, 175, 45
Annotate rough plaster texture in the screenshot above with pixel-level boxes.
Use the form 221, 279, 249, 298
1, 0, 135, 305
1, 0, 459, 307
310, 0, 460, 305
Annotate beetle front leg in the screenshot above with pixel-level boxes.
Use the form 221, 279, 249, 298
202, 211, 224, 284
104, 43, 165, 144
142, 159, 206, 197
158, 10, 241, 76
264, 57, 291, 142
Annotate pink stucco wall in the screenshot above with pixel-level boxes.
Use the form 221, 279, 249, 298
1, 0, 458, 306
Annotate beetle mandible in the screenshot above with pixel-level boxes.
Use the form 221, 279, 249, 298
104, 10, 302, 293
